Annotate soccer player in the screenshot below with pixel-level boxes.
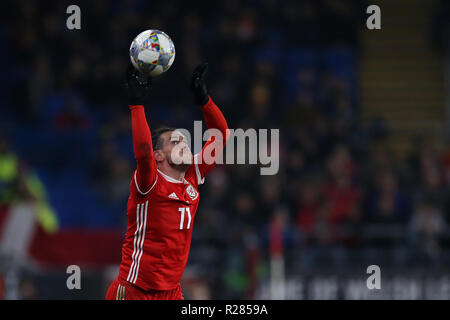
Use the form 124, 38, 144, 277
105, 63, 229, 300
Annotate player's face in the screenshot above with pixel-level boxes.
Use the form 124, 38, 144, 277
160, 130, 192, 168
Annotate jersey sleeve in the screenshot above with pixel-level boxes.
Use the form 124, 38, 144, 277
190, 96, 230, 185
130, 105, 158, 196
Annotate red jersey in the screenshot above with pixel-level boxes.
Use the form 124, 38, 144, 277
117, 97, 228, 291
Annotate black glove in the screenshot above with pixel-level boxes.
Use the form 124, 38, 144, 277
125, 64, 152, 105
191, 62, 209, 106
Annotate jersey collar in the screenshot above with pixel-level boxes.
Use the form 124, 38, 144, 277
157, 169, 188, 184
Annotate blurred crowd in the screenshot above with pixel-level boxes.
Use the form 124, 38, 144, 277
1, 0, 450, 299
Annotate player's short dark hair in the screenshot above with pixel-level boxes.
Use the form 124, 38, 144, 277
152, 126, 177, 150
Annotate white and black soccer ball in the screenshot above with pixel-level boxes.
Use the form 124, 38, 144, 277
129, 29, 176, 77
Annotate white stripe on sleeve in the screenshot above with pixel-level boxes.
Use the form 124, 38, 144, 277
193, 154, 205, 185
134, 171, 158, 195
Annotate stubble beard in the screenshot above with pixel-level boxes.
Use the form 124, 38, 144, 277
171, 163, 191, 172
167, 153, 192, 173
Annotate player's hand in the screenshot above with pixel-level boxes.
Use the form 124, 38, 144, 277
125, 64, 152, 106
191, 62, 209, 106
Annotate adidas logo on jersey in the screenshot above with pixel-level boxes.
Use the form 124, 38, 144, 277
168, 192, 179, 200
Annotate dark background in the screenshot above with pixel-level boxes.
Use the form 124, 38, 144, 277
0, 0, 449, 299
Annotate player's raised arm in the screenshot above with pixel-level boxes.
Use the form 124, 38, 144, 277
126, 66, 157, 195
191, 63, 230, 183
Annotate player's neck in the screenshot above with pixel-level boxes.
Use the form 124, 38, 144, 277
157, 163, 186, 182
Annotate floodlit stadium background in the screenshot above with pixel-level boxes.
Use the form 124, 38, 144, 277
1, 0, 450, 299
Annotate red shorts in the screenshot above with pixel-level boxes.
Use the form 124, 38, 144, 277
105, 278, 184, 300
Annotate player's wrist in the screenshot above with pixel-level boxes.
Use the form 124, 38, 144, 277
197, 94, 210, 107
200, 95, 212, 108
129, 104, 145, 110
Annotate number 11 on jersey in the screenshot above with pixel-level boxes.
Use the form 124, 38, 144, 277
178, 207, 192, 230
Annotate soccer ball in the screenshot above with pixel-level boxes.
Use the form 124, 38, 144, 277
129, 29, 176, 77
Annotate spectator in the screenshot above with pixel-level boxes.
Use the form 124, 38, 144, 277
323, 144, 360, 225
409, 198, 446, 264
366, 166, 411, 223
